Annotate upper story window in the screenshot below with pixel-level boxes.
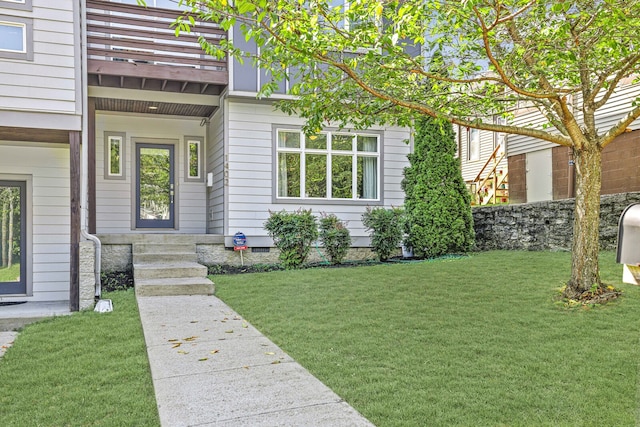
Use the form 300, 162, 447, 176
0, 15, 32, 60
0, 0, 32, 11
113, 0, 188, 10
276, 129, 380, 202
468, 128, 480, 161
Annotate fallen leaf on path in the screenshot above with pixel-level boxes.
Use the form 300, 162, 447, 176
264, 352, 275, 355
168, 339, 179, 342
183, 336, 198, 341
210, 350, 220, 354
177, 350, 189, 354
198, 358, 208, 361
225, 330, 234, 334
172, 343, 182, 348
271, 360, 281, 365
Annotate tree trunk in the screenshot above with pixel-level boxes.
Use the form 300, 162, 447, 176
564, 142, 602, 298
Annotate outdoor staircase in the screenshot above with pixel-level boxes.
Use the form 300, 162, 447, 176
469, 144, 509, 205
133, 241, 214, 297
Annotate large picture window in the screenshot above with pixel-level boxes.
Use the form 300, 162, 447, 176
276, 129, 380, 201
0, 180, 26, 295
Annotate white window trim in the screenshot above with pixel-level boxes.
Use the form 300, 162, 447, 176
104, 131, 126, 180
0, 0, 32, 11
273, 126, 383, 205
468, 128, 480, 161
0, 15, 32, 60
184, 136, 204, 182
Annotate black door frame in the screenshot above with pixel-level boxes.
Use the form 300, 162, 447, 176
0, 180, 26, 295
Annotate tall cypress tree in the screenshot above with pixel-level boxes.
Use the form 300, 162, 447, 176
402, 117, 475, 258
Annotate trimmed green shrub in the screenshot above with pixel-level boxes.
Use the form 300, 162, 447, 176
362, 206, 403, 261
318, 213, 351, 265
264, 209, 318, 269
401, 117, 475, 258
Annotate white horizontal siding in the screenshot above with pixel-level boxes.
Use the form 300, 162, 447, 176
508, 82, 640, 157
206, 106, 225, 234
225, 100, 410, 242
0, 142, 70, 302
0, 1, 79, 117
95, 114, 207, 234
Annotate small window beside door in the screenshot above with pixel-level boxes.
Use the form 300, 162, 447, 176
185, 136, 204, 182
104, 131, 126, 180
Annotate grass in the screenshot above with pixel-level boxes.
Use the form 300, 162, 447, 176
212, 251, 640, 427
0, 289, 159, 426
0, 263, 20, 282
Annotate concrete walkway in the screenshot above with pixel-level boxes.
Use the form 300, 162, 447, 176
137, 295, 374, 427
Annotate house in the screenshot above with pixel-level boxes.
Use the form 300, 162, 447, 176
459, 82, 640, 204
0, 0, 411, 311
0, 0, 89, 309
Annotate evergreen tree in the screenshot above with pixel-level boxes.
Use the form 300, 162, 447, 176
402, 117, 474, 258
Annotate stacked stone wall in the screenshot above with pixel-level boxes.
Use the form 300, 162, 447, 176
472, 192, 640, 251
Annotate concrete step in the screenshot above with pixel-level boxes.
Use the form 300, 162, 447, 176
133, 243, 196, 254
135, 277, 215, 297
133, 262, 208, 281
133, 253, 197, 264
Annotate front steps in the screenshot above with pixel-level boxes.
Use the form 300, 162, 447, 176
133, 242, 214, 297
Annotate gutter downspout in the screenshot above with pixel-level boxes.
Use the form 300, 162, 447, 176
80, 0, 102, 298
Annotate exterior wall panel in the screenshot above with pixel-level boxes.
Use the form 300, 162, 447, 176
94, 114, 207, 234
225, 99, 410, 246
0, 142, 70, 302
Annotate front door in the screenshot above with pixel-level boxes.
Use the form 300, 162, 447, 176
0, 181, 26, 295
136, 144, 175, 229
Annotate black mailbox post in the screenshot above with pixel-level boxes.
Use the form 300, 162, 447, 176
617, 203, 640, 285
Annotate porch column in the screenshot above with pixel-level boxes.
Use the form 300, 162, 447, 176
70, 131, 81, 311
88, 98, 96, 234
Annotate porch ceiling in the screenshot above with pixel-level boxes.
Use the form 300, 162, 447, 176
94, 97, 216, 117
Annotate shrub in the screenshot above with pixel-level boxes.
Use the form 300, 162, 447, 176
401, 117, 475, 259
264, 209, 318, 269
318, 213, 351, 265
362, 206, 404, 261
101, 270, 134, 292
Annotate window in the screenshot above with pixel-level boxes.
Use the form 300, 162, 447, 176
468, 128, 480, 161
493, 116, 506, 151
104, 132, 126, 180
0, 16, 31, 60
276, 129, 380, 201
0, 0, 32, 11
185, 136, 203, 181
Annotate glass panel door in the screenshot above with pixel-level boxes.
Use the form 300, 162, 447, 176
0, 181, 26, 295
136, 144, 175, 229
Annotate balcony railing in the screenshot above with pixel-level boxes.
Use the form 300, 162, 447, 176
86, 0, 228, 92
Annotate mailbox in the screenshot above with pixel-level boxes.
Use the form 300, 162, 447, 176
617, 203, 640, 264
617, 203, 640, 285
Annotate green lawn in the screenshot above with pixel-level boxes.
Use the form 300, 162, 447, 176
213, 251, 640, 427
0, 289, 159, 427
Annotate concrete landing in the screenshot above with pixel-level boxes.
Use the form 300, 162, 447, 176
136, 295, 374, 427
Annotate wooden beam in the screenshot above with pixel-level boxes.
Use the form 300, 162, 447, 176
181, 81, 189, 92
69, 131, 81, 312
200, 83, 209, 94
161, 80, 168, 91
141, 77, 146, 89
88, 98, 97, 234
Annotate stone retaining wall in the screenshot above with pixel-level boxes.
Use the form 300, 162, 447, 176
472, 192, 640, 251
